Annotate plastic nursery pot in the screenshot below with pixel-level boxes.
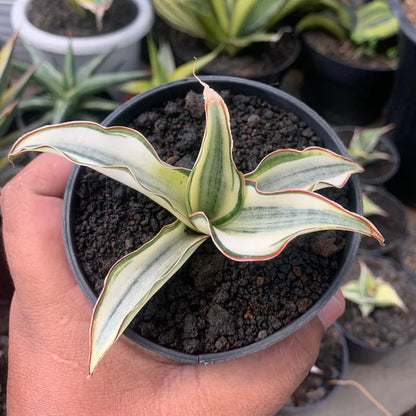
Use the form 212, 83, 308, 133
11, 0, 154, 71
386, 0, 416, 205
300, 35, 395, 126
359, 185, 407, 258
333, 126, 400, 186
280, 323, 349, 414
339, 254, 416, 364
63, 76, 363, 364
170, 30, 301, 86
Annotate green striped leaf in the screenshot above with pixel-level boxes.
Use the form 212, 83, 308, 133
351, 1, 399, 43
89, 221, 208, 374
241, 0, 286, 33
296, 12, 348, 40
186, 80, 244, 225
204, 181, 383, 260
245, 147, 363, 192
8, 122, 193, 227
74, 0, 113, 30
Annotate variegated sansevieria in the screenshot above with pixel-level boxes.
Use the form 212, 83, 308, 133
68, 0, 113, 31
9, 78, 384, 375
341, 259, 407, 318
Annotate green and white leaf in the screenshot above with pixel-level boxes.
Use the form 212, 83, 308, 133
362, 194, 388, 217
74, 0, 113, 31
186, 80, 244, 225
245, 147, 363, 192
296, 12, 348, 40
374, 279, 408, 312
89, 221, 208, 374
202, 182, 384, 260
8, 122, 193, 227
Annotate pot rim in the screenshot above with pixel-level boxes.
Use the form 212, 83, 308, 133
11, 0, 154, 55
388, 0, 416, 44
339, 253, 416, 354
63, 75, 362, 364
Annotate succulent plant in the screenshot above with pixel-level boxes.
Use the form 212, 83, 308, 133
347, 124, 394, 166
362, 193, 388, 218
121, 36, 220, 94
151, 0, 308, 55
13, 43, 147, 125
341, 259, 407, 318
9, 79, 384, 374
296, 0, 399, 58
67, 0, 113, 31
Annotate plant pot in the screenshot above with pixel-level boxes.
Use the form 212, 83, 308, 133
63, 76, 363, 364
338, 254, 416, 364
11, 0, 153, 72
280, 323, 348, 413
386, 0, 416, 205
359, 185, 407, 258
300, 33, 396, 126
170, 29, 301, 86
333, 126, 400, 185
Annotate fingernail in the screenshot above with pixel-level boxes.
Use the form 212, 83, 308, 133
318, 290, 345, 330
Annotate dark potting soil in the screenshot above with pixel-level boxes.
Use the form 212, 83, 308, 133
339, 256, 416, 348
304, 32, 397, 70
74, 90, 350, 355
337, 131, 397, 183
360, 187, 406, 252
27, 0, 137, 37
401, 229, 416, 274
171, 30, 296, 80
403, 0, 416, 29
285, 326, 344, 407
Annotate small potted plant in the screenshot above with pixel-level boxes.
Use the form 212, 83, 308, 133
11, 0, 154, 72
298, 0, 399, 125
151, 0, 302, 84
340, 254, 416, 363
334, 124, 399, 185
9, 76, 383, 375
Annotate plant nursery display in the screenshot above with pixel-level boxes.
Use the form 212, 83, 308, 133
339, 254, 416, 363
9, 76, 383, 375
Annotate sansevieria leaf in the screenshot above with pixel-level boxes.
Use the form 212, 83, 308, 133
245, 147, 363, 192
89, 221, 208, 374
205, 181, 383, 260
8, 122, 193, 227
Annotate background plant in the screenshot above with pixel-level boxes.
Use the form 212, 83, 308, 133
13, 43, 147, 125
341, 259, 407, 317
67, 0, 113, 31
9, 79, 383, 374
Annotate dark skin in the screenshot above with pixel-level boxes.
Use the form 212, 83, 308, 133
2, 153, 345, 416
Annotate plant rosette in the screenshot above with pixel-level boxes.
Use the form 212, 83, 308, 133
359, 185, 407, 257
281, 323, 348, 413
300, 34, 396, 126
334, 125, 400, 186
339, 254, 416, 364
11, 0, 153, 71
9, 76, 384, 372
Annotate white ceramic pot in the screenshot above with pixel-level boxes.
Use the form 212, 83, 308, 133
11, 0, 154, 71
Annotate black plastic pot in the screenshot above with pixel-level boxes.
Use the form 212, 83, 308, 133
280, 323, 349, 413
334, 126, 400, 186
63, 76, 362, 364
339, 254, 416, 364
171, 31, 301, 86
300, 35, 395, 126
359, 185, 407, 258
386, 0, 416, 205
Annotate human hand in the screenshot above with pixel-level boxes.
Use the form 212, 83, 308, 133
2, 154, 345, 416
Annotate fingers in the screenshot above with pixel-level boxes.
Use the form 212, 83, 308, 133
1, 153, 76, 302
318, 289, 345, 330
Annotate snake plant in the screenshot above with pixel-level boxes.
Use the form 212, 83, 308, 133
342, 259, 407, 318
347, 124, 394, 166
67, 0, 113, 31
13, 43, 147, 126
9, 79, 384, 374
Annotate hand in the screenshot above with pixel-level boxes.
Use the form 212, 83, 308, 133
2, 153, 345, 416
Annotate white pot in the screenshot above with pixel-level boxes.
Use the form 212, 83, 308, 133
11, 0, 154, 71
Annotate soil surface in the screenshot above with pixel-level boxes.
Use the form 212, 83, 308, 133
339, 255, 416, 348
303, 32, 397, 70
27, 0, 137, 37
73, 90, 350, 355
284, 326, 344, 408
171, 30, 297, 82
360, 186, 406, 252
403, 0, 416, 28
337, 130, 398, 184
